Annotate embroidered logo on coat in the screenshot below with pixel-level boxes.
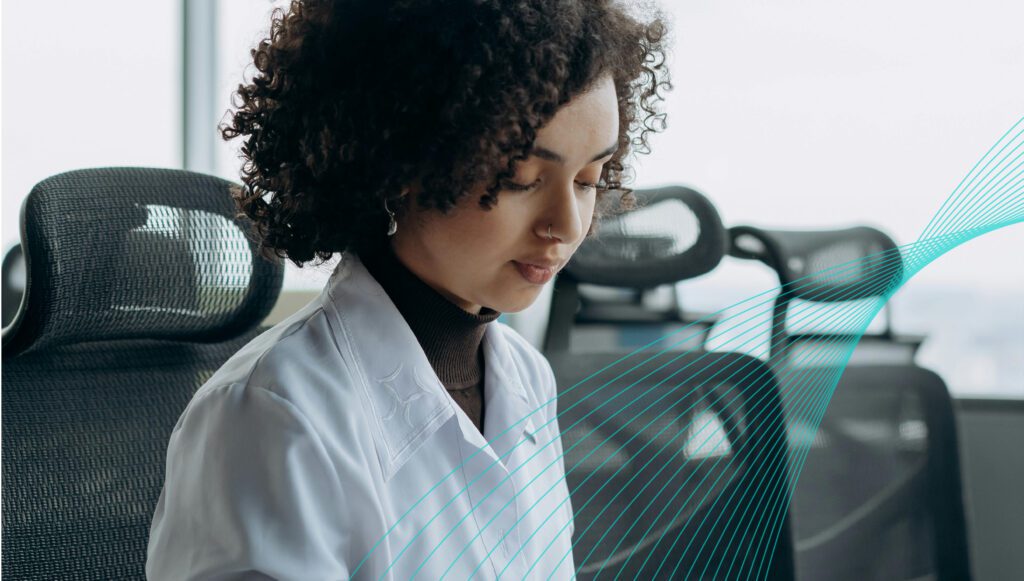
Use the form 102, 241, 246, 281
377, 363, 440, 429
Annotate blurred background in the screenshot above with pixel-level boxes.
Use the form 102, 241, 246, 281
3, 0, 1021, 399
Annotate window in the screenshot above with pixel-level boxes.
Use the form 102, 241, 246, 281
2, 1, 181, 256
626, 0, 1024, 396
208, 0, 1023, 396
213, 0, 338, 292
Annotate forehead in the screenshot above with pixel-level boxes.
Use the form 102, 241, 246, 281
531, 75, 619, 164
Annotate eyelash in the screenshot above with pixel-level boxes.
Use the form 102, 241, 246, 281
503, 179, 598, 193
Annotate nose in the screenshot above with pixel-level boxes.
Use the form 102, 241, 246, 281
537, 180, 586, 243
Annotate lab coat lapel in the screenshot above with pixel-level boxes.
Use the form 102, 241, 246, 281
404, 294, 540, 471
479, 323, 538, 465
323, 252, 540, 480
323, 253, 455, 482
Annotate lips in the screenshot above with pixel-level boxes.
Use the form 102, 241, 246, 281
513, 260, 558, 285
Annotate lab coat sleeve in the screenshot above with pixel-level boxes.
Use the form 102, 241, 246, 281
146, 382, 349, 580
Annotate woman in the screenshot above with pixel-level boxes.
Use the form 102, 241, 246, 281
146, 0, 669, 578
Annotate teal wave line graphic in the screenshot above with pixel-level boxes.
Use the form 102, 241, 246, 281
352, 116, 1024, 580
542, 245, 906, 580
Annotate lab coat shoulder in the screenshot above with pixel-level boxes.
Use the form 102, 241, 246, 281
147, 305, 375, 580
196, 299, 364, 427
183, 299, 375, 465
146, 382, 351, 580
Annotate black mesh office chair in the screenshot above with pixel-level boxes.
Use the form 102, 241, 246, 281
545, 186, 797, 580
1, 167, 284, 580
729, 226, 925, 366
727, 225, 972, 581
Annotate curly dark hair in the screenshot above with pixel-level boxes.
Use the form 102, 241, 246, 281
221, 0, 671, 268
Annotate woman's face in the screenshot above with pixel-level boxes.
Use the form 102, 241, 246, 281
391, 74, 620, 314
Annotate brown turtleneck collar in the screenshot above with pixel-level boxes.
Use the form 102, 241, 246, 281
358, 240, 500, 432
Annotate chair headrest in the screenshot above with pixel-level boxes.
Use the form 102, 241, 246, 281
563, 185, 728, 288
728, 225, 903, 302
2, 167, 284, 358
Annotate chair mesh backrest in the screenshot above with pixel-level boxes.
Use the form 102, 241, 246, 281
728, 225, 913, 367
728, 226, 903, 303
3, 167, 282, 357
727, 224, 970, 579
2, 167, 284, 579
782, 365, 971, 581
2, 332, 269, 580
568, 186, 727, 289
548, 350, 795, 580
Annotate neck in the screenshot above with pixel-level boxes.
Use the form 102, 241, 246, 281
358, 239, 501, 387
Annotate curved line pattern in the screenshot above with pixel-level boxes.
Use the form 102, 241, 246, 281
349, 116, 1024, 580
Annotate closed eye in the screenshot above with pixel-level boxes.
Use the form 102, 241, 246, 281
501, 178, 541, 192
501, 178, 599, 193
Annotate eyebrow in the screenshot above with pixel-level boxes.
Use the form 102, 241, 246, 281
529, 142, 619, 165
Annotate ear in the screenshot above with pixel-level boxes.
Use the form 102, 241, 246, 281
393, 186, 416, 217
398, 182, 423, 209
401, 174, 426, 199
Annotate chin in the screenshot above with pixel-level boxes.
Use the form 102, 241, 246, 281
489, 287, 544, 314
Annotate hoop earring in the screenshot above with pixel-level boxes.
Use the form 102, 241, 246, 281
385, 199, 398, 237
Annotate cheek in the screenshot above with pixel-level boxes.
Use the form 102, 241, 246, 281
579, 195, 597, 232
583, 197, 597, 224
435, 207, 517, 256
466, 205, 523, 242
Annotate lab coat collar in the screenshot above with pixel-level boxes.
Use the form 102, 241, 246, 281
322, 253, 537, 482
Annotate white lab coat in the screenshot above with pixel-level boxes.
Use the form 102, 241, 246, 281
146, 252, 576, 580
